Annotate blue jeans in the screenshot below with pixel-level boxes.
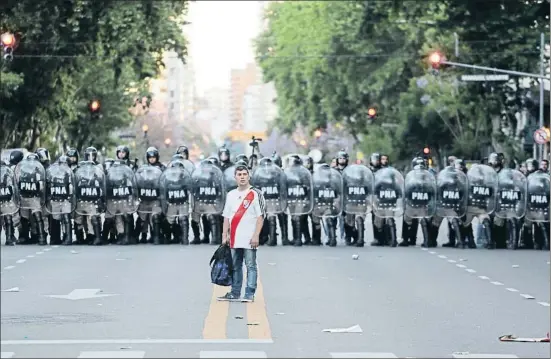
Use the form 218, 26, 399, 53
231, 248, 258, 297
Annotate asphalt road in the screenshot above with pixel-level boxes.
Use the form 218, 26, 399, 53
1, 221, 550, 358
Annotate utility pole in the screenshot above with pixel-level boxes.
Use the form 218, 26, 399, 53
538, 32, 545, 160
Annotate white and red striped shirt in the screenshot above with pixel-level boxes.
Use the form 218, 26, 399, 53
222, 186, 266, 249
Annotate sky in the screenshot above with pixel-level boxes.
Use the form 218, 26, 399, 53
186, 1, 263, 96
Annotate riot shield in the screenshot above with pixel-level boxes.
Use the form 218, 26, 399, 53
283, 164, 313, 215
135, 165, 163, 215
106, 163, 139, 215
75, 162, 106, 215
525, 172, 550, 222
0, 164, 18, 216
160, 165, 192, 218
467, 164, 497, 216
312, 165, 343, 218
404, 168, 436, 218
495, 168, 527, 219
342, 164, 373, 215
191, 161, 225, 214
45, 162, 76, 215
251, 162, 287, 214
14, 158, 46, 210
435, 167, 468, 218
373, 167, 405, 218
223, 165, 238, 192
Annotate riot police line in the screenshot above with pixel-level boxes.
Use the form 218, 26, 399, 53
1, 146, 549, 250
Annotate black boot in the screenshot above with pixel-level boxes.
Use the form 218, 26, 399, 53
49, 218, 62, 245
291, 216, 302, 246
180, 216, 189, 245
126, 214, 136, 244
267, 216, 277, 246
519, 223, 533, 249
33, 212, 47, 246
102, 218, 114, 245
311, 222, 322, 246
4, 216, 15, 246
17, 217, 31, 245
201, 215, 210, 244
442, 220, 456, 247
326, 218, 337, 247
62, 214, 73, 245
343, 222, 354, 246
75, 226, 85, 244
301, 215, 312, 245
190, 220, 201, 244
398, 219, 411, 247
259, 218, 269, 245
370, 217, 383, 246
91, 215, 102, 245
355, 217, 365, 247
151, 214, 162, 245
210, 215, 221, 245
279, 213, 292, 245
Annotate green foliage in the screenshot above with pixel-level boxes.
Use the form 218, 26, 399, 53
0, 0, 188, 153
255, 0, 549, 164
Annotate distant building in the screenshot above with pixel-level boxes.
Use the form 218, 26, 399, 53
229, 63, 262, 131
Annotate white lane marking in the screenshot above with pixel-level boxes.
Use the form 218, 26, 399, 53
26, 255, 34, 258
200, 352, 267, 358
35, 251, 44, 255
78, 352, 145, 358
447, 259, 457, 263
52, 245, 59, 248
420, 248, 428, 251
331, 354, 398, 359
428, 251, 436, 254
505, 288, 519, 292
478, 276, 490, 280
437, 255, 447, 259
43, 248, 52, 252
490, 281, 504, 286
0, 339, 273, 345
456, 264, 466, 268
452, 355, 518, 358
537, 301, 550, 307
3, 266, 15, 270
465, 269, 476, 273
520, 294, 535, 299
15, 259, 26, 264
1, 352, 15, 358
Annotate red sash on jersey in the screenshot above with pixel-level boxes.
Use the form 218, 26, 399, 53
230, 189, 256, 248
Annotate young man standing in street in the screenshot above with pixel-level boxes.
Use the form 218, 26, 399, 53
218, 164, 265, 302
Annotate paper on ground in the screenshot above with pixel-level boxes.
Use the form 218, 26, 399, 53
2, 287, 19, 292
323, 324, 363, 333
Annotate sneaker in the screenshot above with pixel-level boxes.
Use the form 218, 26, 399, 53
217, 292, 240, 301
242, 294, 254, 302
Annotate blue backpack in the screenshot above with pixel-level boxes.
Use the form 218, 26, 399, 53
210, 245, 233, 286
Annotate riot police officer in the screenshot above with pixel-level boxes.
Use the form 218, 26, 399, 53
218, 146, 233, 171
46, 156, 76, 245
6, 150, 25, 244
487, 152, 508, 248
116, 145, 138, 171
176, 145, 190, 160
334, 150, 357, 246
66, 148, 79, 170
284, 155, 314, 246
271, 152, 291, 245
1, 159, 18, 246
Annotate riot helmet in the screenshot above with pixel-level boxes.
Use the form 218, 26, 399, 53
116, 145, 130, 161
259, 157, 272, 166
66, 148, 79, 166
84, 147, 98, 162
9, 150, 24, 166
337, 150, 349, 167
169, 160, 185, 168
454, 159, 467, 173
525, 158, 538, 174
57, 155, 69, 164
146, 146, 160, 165
447, 156, 457, 167
218, 146, 230, 163
235, 153, 248, 163
35, 147, 50, 166
26, 153, 40, 161
411, 157, 425, 170
271, 152, 282, 167
370, 153, 381, 168
291, 155, 302, 166
487, 152, 502, 170
207, 156, 220, 166
104, 158, 115, 171
176, 145, 189, 160
304, 156, 314, 171
235, 159, 248, 167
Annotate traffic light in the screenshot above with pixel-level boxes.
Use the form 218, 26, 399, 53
423, 146, 430, 155
88, 99, 101, 120
367, 107, 377, 120
1, 32, 16, 61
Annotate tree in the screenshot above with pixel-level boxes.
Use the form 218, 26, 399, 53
0, 0, 188, 152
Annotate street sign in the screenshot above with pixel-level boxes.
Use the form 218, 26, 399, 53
460, 74, 510, 82
533, 129, 549, 144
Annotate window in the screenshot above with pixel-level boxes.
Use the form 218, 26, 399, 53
170, 90, 175, 98
170, 103, 175, 110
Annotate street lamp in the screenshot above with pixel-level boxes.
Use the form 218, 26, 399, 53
88, 99, 101, 120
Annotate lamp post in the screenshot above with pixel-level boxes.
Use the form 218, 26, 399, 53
142, 124, 150, 149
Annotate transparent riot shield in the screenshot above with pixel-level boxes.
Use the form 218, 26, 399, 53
75, 162, 106, 216
342, 164, 374, 215
373, 167, 405, 218
525, 172, 550, 222
251, 163, 287, 214
404, 168, 436, 218
467, 164, 497, 216
436, 168, 468, 218
223, 165, 238, 192
14, 158, 46, 210
106, 163, 139, 215
284, 164, 313, 215
495, 168, 527, 219
0, 164, 18, 216
312, 165, 344, 218
135, 165, 163, 215
191, 161, 225, 214
160, 165, 192, 219
45, 162, 76, 215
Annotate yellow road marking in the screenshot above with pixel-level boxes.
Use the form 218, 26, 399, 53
246, 276, 272, 340
202, 285, 229, 339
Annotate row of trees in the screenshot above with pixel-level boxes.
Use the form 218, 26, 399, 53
255, 0, 549, 164
0, 0, 189, 152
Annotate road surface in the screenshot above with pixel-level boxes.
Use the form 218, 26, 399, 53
1, 224, 549, 358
